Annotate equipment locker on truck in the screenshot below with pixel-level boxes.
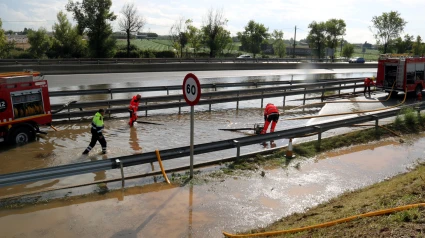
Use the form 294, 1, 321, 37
376, 54, 425, 96
0, 71, 52, 145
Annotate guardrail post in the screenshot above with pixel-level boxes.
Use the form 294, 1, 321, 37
353, 82, 356, 93
109, 89, 113, 100
213, 84, 217, 91
283, 89, 286, 110
261, 91, 264, 108
166, 87, 169, 96
315, 126, 322, 151
179, 99, 181, 114
321, 86, 325, 102
291, 75, 293, 85
339, 83, 341, 95
115, 159, 125, 187
236, 92, 240, 110
145, 101, 148, 117
303, 88, 307, 105
233, 140, 240, 158
372, 115, 379, 139
108, 102, 111, 118
209, 97, 212, 112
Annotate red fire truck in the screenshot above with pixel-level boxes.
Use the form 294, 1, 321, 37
0, 71, 52, 145
376, 54, 425, 95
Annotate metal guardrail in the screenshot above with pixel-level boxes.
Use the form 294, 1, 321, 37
51, 78, 364, 119
0, 102, 420, 188
0, 57, 361, 66
49, 77, 362, 98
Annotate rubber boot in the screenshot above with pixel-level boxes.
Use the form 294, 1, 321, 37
261, 120, 271, 134
270, 121, 277, 133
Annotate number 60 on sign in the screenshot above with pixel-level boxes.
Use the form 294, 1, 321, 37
182, 73, 201, 106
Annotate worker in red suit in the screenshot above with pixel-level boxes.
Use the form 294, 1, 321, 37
261, 103, 280, 134
364, 77, 375, 97
128, 94, 142, 127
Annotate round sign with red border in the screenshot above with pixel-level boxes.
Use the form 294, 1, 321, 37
182, 73, 201, 106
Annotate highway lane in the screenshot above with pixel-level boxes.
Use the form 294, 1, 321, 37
46, 68, 376, 89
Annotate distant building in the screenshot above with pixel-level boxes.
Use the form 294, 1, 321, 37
136, 32, 158, 40
286, 47, 314, 56
6, 35, 28, 44
363, 41, 372, 49
261, 44, 274, 54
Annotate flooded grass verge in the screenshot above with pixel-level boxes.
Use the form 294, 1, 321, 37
242, 163, 425, 237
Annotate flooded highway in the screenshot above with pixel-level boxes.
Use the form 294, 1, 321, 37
0, 70, 375, 192
0, 135, 424, 237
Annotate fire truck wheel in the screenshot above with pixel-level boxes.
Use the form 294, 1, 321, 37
10, 127, 35, 145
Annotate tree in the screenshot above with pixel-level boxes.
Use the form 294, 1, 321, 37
201, 8, 228, 58
237, 20, 269, 58
342, 43, 354, 58
412, 36, 424, 56
370, 11, 407, 54
169, 17, 188, 58
214, 27, 231, 56
27, 28, 52, 58
307, 21, 326, 58
394, 34, 414, 54
0, 18, 7, 58
51, 11, 86, 58
271, 30, 285, 58
118, 3, 146, 57
185, 19, 203, 56
325, 19, 346, 61
66, 0, 117, 58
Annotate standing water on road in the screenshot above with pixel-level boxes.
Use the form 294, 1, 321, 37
0, 69, 375, 196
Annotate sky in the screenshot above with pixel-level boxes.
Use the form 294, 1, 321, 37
1, 0, 425, 44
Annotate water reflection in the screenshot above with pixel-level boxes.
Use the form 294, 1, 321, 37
129, 127, 143, 153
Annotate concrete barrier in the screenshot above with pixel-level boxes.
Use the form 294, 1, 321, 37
0, 62, 377, 75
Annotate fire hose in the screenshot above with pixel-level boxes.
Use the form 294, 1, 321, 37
291, 79, 397, 111
223, 203, 425, 237
287, 86, 407, 121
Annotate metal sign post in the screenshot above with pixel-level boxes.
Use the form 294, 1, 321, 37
182, 73, 201, 178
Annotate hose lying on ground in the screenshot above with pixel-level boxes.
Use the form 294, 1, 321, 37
291, 80, 397, 111
287, 87, 407, 121
222, 203, 425, 237
51, 101, 77, 114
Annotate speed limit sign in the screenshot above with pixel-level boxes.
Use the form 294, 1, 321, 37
183, 73, 201, 106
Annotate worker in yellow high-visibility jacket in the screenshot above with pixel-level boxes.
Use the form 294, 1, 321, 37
82, 109, 107, 155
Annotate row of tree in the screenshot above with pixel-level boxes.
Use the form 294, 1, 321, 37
1, 2, 424, 59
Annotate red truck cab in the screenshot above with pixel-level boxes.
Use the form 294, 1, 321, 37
0, 71, 52, 145
376, 54, 425, 95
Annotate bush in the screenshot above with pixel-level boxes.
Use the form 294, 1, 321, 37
9, 51, 34, 59
114, 50, 140, 58
403, 108, 418, 131
140, 50, 156, 58
154, 50, 175, 58
393, 115, 404, 131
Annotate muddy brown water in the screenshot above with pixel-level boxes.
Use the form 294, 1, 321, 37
0, 70, 375, 196
0, 136, 424, 237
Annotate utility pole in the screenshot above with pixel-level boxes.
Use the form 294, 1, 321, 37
293, 26, 297, 58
